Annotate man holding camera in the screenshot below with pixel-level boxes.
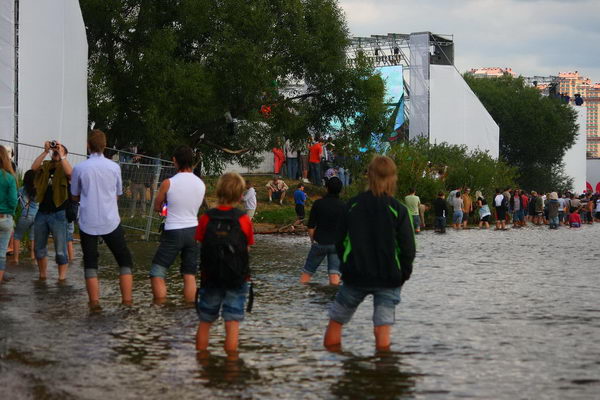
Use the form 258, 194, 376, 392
31, 140, 72, 281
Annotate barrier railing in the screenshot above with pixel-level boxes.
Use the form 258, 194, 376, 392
0, 139, 176, 239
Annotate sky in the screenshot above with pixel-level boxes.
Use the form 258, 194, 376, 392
338, 0, 600, 83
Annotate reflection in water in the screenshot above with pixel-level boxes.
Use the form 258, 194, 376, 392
331, 352, 418, 400
196, 351, 261, 389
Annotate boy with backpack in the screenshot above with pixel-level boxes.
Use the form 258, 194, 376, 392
195, 172, 254, 354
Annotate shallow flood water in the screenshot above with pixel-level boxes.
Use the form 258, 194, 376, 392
1, 225, 599, 399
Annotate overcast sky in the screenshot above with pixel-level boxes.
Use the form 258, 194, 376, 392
339, 0, 600, 83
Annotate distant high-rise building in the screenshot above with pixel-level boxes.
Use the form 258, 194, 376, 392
555, 71, 600, 158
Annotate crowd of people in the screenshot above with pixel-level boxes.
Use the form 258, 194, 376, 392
0, 132, 416, 356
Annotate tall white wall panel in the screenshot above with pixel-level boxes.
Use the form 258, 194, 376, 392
429, 65, 499, 159
18, 0, 87, 161
408, 32, 430, 140
0, 0, 14, 142
563, 106, 587, 193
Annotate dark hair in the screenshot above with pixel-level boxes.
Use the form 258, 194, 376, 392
173, 145, 193, 170
495, 188, 501, 194
437, 191, 445, 197
408, 187, 416, 194
297, 183, 304, 189
326, 177, 342, 196
455, 191, 461, 198
23, 169, 37, 199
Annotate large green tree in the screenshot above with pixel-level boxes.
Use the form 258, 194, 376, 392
81, 0, 387, 172
465, 75, 578, 191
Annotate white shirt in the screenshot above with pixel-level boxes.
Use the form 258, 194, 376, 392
243, 187, 257, 210
71, 153, 122, 235
494, 194, 504, 207
164, 172, 205, 230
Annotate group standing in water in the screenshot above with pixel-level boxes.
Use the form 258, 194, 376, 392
0, 130, 417, 356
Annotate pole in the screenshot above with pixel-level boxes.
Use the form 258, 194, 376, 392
143, 160, 162, 240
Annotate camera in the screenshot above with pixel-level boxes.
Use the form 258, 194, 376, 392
49, 140, 57, 149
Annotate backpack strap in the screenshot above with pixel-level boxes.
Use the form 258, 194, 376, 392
206, 207, 245, 221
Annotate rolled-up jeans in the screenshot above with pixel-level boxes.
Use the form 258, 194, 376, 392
0, 215, 14, 271
34, 210, 68, 265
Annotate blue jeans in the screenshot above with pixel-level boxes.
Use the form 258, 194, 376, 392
34, 210, 68, 265
338, 168, 350, 186
302, 243, 341, 276
0, 215, 14, 271
286, 158, 299, 180
309, 162, 321, 185
329, 284, 402, 326
435, 216, 446, 232
549, 216, 559, 228
453, 210, 463, 224
196, 282, 249, 322
14, 213, 35, 240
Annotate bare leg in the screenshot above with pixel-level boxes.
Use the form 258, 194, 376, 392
329, 274, 340, 286
224, 321, 240, 353
183, 274, 197, 303
0, 270, 4, 283
67, 241, 74, 262
196, 321, 212, 351
119, 274, 133, 305
37, 257, 48, 280
86, 277, 100, 307
30, 241, 35, 260
151, 277, 167, 304
13, 239, 20, 263
57, 263, 68, 281
374, 325, 391, 351
300, 272, 312, 284
324, 319, 343, 351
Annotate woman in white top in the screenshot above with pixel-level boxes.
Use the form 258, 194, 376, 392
149, 146, 206, 304
242, 180, 257, 220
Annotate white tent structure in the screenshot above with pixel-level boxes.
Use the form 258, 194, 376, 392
563, 105, 587, 193
0, 0, 88, 165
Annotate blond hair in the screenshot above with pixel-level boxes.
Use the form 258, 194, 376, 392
0, 146, 15, 176
216, 172, 246, 205
367, 155, 397, 197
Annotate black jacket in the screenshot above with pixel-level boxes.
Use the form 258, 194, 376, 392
335, 191, 416, 288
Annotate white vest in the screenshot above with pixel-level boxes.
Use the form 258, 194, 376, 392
165, 172, 205, 230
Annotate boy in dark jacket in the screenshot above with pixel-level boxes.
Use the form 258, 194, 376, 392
433, 191, 448, 233
324, 156, 416, 351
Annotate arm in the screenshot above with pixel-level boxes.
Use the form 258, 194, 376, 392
335, 202, 350, 260
70, 166, 80, 202
57, 143, 73, 178
154, 179, 170, 212
307, 200, 318, 242
31, 142, 51, 171
7, 175, 18, 213
397, 205, 416, 284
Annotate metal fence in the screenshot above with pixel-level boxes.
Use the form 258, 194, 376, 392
0, 139, 176, 239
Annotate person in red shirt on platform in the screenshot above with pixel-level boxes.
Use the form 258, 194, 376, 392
308, 137, 323, 185
568, 210, 582, 228
195, 172, 254, 356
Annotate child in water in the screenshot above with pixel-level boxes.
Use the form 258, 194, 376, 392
324, 156, 416, 351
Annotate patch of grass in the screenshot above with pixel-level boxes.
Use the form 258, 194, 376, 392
253, 206, 299, 225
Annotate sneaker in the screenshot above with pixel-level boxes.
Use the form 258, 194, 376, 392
303, 178, 310, 183
279, 199, 283, 205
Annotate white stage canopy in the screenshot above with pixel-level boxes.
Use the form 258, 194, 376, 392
563, 105, 587, 193
0, 0, 88, 166
429, 65, 499, 158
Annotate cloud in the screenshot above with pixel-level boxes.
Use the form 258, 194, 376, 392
339, 0, 600, 82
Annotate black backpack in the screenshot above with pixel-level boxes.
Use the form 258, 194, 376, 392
200, 208, 249, 289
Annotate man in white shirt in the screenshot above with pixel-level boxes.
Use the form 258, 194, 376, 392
149, 145, 205, 304
494, 188, 507, 230
71, 130, 134, 308
242, 180, 257, 220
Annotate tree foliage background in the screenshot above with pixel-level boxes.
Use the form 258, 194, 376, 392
80, 0, 388, 172
465, 75, 578, 192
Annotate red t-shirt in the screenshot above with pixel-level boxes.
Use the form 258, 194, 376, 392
568, 212, 581, 225
195, 206, 255, 245
309, 143, 322, 164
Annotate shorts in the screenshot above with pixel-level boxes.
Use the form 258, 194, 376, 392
329, 284, 401, 326
149, 226, 199, 278
570, 222, 581, 228
411, 215, 420, 229
302, 243, 341, 275
14, 213, 36, 240
272, 190, 283, 200
462, 212, 469, 222
595, 212, 600, 220
480, 215, 490, 222
196, 282, 249, 322
496, 207, 506, 220
452, 211, 463, 224
295, 204, 305, 220
513, 209, 524, 222
246, 209, 256, 220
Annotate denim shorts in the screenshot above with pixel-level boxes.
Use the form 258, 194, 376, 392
303, 243, 341, 275
329, 284, 401, 326
513, 209, 524, 222
411, 215, 420, 229
14, 213, 35, 240
196, 282, 249, 322
149, 226, 199, 278
453, 211, 463, 224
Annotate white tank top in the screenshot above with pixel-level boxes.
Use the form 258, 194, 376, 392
165, 172, 206, 230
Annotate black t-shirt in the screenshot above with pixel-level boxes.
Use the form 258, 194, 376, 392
38, 167, 67, 213
307, 194, 345, 245
433, 197, 448, 217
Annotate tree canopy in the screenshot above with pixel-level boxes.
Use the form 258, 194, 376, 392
465, 75, 578, 191
81, 0, 388, 172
